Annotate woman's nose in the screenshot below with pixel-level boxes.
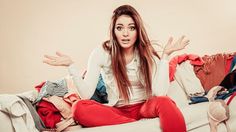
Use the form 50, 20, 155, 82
122, 29, 128, 37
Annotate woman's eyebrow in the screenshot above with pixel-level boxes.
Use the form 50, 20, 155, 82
115, 23, 135, 26
128, 23, 135, 26
116, 23, 123, 26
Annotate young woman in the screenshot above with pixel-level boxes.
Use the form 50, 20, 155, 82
43, 5, 189, 132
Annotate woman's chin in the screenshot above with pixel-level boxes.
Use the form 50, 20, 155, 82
120, 43, 134, 49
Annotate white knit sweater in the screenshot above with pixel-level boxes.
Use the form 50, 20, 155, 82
68, 45, 170, 106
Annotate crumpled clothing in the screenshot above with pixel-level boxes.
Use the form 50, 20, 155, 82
0, 94, 38, 132
194, 53, 236, 92
169, 54, 204, 82
45, 96, 72, 119
189, 87, 236, 104
35, 79, 68, 103
36, 100, 62, 128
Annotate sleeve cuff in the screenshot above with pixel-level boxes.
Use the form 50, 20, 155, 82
68, 64, 79, 77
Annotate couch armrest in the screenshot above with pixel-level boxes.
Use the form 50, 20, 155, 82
0, 111, 14, 132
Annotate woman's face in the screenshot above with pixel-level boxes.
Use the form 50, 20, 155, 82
114, 15, 137, 50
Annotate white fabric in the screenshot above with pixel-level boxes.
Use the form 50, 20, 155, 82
115, 57, 147, 106
68, 45, 170, 106
174, 61, 205, 97
232, 64, 236, 72
16, 90, 38, 102
0, 94, 38, 132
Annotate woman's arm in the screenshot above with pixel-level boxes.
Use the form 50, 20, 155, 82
152, 57, 170, 96
68, 47, 104, 99
43, 46, 104, 99
152, 36, 189, 96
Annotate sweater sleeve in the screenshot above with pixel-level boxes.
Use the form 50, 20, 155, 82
68, 46, 104, 99
152, 56, 170, 96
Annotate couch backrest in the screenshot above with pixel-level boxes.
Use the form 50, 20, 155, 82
167, 80, 189, 108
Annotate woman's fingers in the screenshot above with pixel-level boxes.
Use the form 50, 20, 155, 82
56, 51, 66, 57
44, 55, 57, 60
181, 38, 190, 49
43, 58, 57, 66
182, 39, 189, 43
43, 59, 52, 65
163, 35, 190, 55
180, 35, 185, 41
43, 52, 73, 67
43, 54, 59, 66
167, 37, 173, 46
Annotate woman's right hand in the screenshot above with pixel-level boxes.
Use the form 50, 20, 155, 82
43, 51, 74, 67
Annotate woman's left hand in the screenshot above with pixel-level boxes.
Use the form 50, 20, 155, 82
163, 35, 189, 56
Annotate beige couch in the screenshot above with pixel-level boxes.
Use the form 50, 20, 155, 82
1, 64, 236, 132
1, 80, 235, 132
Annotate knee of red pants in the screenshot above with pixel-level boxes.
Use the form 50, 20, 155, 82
140, 96, 176, 117
72, 100, 98, 123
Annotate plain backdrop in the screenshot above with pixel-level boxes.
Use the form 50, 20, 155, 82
0, 0, 236, 93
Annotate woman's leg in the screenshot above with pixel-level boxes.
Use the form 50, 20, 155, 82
139, 96, 186, 132
72, 100, 136, 127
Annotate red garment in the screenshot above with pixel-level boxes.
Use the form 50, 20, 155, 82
35, 81, 46, 92
194, 53, 235, 92
225, 56, 234, 74
227, 92, 236, 105
37, 100, 62, 128
169, 54, 204, 81
72, 96, 186, 132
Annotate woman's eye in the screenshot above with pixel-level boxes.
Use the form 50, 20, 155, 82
116, 27, 122, 31
129, 26, 136, 31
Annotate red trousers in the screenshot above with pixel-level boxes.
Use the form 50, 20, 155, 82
72, 96, 186, 132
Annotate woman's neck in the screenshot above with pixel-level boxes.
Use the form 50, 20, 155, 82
123, 47, 135, 64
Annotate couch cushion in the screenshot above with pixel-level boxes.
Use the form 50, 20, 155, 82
182, 96, 236, 131
181, 102, 209, 130
69, 118, 162, 132
167, 80, 189, 108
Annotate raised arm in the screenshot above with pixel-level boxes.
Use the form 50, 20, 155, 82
43, 46, 104, 99
152, 36, 189, 96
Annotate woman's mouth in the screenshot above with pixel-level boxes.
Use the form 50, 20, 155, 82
121, 39, 130, 44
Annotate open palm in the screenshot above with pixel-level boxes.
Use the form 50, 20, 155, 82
43, 52, 73, 67
163, 36, 189, 56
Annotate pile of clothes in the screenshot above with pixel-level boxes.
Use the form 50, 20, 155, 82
169, 52, 236, 132
34, 74, 108, 131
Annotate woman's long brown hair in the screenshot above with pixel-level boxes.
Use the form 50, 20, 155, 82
103, 5, 160, 103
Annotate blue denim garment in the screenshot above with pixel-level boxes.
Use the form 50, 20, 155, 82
95, 74, 106, 93
189, 87, 236, 105
230, 55, 236, 72
91, 74, 108, 103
